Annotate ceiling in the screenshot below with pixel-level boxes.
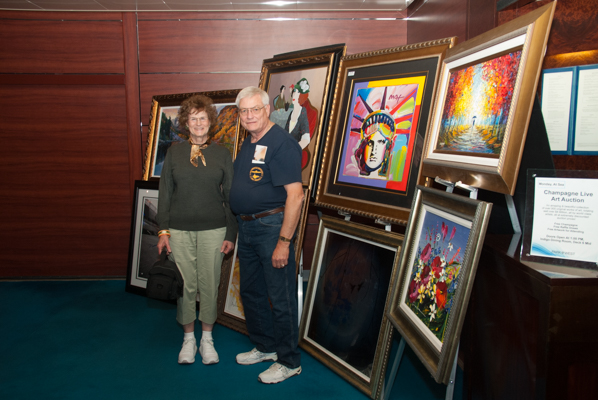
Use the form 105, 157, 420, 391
0, 0, 416, 12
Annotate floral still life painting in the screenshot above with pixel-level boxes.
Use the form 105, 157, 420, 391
337, 75, 426, 193
435, 50, 522, 156
403, 208, 471, 346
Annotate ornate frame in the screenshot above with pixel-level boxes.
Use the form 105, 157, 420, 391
315, 38, 455, 225
386, 186, 492, 384
421, 2, 556, 195
299, 215, 403, 399
255, 44, 345, 200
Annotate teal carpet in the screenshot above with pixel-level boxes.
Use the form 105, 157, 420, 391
0, 281, 462, 399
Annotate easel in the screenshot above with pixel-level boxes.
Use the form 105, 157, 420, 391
383, 97, 551, 399
381, 178, 521, 400
297, 249, 304, 326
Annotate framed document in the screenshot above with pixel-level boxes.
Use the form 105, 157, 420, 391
541, 67, 575, 154
573, 64, 598, 154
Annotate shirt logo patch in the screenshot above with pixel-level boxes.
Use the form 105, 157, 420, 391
250, 167, 264, 181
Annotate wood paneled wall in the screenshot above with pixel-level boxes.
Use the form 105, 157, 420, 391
0, 12, 134, 278
5, 1, 590, 278
406, 0, 497, 46
498, 0, 598, 172
0, 9, 411, 278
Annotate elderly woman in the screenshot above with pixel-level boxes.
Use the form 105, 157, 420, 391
156, 94, 237, 365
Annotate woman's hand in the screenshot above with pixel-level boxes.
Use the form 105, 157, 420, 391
221, 240, 235, 255
157, 235, 171, 255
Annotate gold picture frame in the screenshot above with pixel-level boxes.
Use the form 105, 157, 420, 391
386, 186, 492, 384
421, 2, 556, 195
315, 38, 455, 225
300, 215, 403, 399
143, 89, 241, 180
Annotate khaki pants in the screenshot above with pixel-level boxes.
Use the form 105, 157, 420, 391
169, 227, 226, 326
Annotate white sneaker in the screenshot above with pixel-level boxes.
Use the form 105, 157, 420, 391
178, 338, 197, 364
258, 362, 302, 384
236, 348, 278, 365
199, 338, 219, 365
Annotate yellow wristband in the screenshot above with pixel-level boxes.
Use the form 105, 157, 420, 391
279, 235, 292, 243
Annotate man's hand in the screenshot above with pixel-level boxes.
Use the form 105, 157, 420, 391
271, 181, 304, 269
272, 241, 290, 268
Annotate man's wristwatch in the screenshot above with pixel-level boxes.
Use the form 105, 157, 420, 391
279, 235, 292, 243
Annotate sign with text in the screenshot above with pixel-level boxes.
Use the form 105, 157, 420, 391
522, 170, 598, 272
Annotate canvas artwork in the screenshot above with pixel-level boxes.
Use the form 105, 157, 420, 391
387, 186, 492, 384
268, 67, 328, 184
434, 51, 522, 156
338, 76, 426, 192
126, 181, 160, 296
137, 196, 160, 280
300, 215, 402, 399
307, 230, 395, 378
151, 103, 238, 176
315, 38, 455, 225
223, 245, 244, 320
399, 206, 471, 348
421, 2, 556, 195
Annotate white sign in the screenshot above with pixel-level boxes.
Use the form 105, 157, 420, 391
530, 177, 598, 263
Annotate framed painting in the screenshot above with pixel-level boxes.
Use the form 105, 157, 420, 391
421, 2, 556, 195
299, 215, 403, 399
315, 38, 455, 225
258, 44, 345, 199
216, 188, 311, 334
143, 89, 242, 180
386, 186, 492, 384
125, 180, 160, 296
215, 240, 246, 333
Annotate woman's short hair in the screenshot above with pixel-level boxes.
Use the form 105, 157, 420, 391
178, 94, 218, 138
235, 86, 269, 108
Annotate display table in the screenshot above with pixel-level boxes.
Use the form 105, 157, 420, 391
463, 234, 598, 399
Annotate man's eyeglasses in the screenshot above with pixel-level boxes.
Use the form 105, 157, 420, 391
238, 106, 266, 116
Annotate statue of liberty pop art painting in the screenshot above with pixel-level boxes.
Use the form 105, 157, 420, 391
338, 76, 426, 193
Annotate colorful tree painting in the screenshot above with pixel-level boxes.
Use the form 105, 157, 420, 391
435, 50, 522, 155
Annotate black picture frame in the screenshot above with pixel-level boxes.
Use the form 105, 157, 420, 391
258, 44, 346, 201
125, 180, 160, 297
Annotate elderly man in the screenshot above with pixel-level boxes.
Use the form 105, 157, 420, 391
229, 86, 304, 384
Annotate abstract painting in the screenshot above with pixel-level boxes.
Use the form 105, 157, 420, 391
258, 45, 345, 198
